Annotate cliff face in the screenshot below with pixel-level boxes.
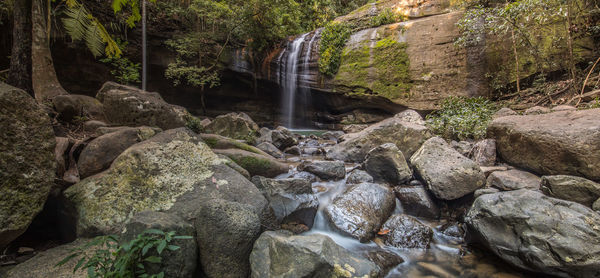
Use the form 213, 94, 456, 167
228, 0, 488, 111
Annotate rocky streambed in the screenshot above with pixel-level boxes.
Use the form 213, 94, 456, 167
1, 81, 600, 278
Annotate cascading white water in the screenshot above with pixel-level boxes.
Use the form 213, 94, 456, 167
281, 34, 307, 128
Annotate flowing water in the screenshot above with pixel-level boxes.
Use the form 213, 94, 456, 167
281, 34, 307, 128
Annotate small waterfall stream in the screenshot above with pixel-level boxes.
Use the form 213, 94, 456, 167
281, 34, 307, 128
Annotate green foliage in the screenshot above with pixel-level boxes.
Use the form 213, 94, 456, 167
583, 96, 600, 109
185, 115, 205, 134
426, 96, 498, 140
369, 8, 404, 28
318, 22, 352, 76
100, 40, 141, 84
56, 229, 192, 278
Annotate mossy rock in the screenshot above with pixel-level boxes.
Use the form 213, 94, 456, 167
214, 149, 289, 178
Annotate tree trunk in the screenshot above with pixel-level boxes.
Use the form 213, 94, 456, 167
8, 0, 33, 97
566, 0, 576, 80
31, 0, 68, 101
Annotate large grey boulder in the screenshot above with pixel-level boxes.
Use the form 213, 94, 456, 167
252, 176, 319, 228
541, 175, 600, 207
394, 186, 439, 219
379, 214, 433, 249
297, 160, 345, 180
271, 126, 298, 150
195, 199, 262, 278
77, 126, 160, 178
204, 112, 260, 144
486, 169, 540, 191
250, 231, 390, 278
214, 148, 288, 178
487, 109, 600, 181
0, 83, 56, 250
121, 211, 197, 278
465, 190, 600, 277
63, 128, 269, 237
324, 183, 395, 242
326, 110, 432, 162
363, 143, 412, 184
410, 137, 486, 200
346, 169, 374, 184
96, 82, 189, 130
256, 142, 285, 159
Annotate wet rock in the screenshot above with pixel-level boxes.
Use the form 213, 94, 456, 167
77, 126, 160, 178
121, 211, 197, 278
204, 112, 260, 144
327, 110, 432, 162
63, 128, 269, 237
541, 175, 600, 207
488, 109, 600, 181
346, 169, 374, 184
486, 169, 540, 191
283, 145, 301, 155
363, 249, 404, 275
290, 171, 319, 183
470, 139, 496, 166
465, 189, 600, 277
214, 148, 289, 178
256, 142, 284, 159
394, 186, 439, 219
0, 83, 56, 250
52, 94, 105, 122
409, 179, 423, 186
474, 188, 500, 198
379, 214, 433, 249
325, 183, 395, 242
364, 143, 412, 184
321, 131, 345, 142
410, 137, 486, 200
195, 199, 262, 278
441, 223, 464, 239
271, 126, 298, 150
250, 231, 384, 278
492, 107, 518, 119
302, 147, 324, 156
298, 160, 345, 180
252, 176, 319, 227
96, 82, 189, 130
524, 106, 551, 115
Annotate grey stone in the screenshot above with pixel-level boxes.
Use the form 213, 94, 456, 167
364, 143, 412, 184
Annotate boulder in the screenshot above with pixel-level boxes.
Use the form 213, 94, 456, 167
363, 143, 412, 184
77, 126, 160, 178
256, 142, 284, 159
52, 94, 105, 122
204, 112, 259, 144
252, 176, 319, 227
217, 154, 251, 179
297, 160, 345, 180
96, 82, 189, 130
271, 126, 298, 150
63, 128, 269, 237
0, 82, 56, 250
121, 211, 197, 278
200, 133, 270, 156
410, 137, 486, 200
250, 231, 386, 278
195, 199, 262, 278
541, 175, 600, 207
324, 183, 395, 242
394, 186, 439, 219
321, 131, 345, 142
379, 214, 433, 249
346, 169, 374, 184
487, 109, 600, 181
214, 149, 288, 178
470, 139, 496, 166
473, 188, 499, 198
465, 190, 600, 277
524, 106, 551, 115
486, 169, 540, 191
283, 146, 301, 155
327, 111, 431, 162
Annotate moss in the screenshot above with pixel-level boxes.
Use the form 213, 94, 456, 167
203, 137, 219, 148
231, 140, 262, 154
334, 36, 411, 100
231, 156, 273, 175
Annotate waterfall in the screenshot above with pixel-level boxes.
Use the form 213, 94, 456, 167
281, 34, 307, 128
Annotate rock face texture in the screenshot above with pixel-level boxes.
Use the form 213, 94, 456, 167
96, 82, 189, 130
410, 137, 485, 200
324, 183, 395, 242
0, 82, 56, 250
488, 109, 600, 182
204, 112, 260, 144
297, 160, 346, 180
363, 143, 412, 184
394, 186, 439, 219
327, 111, 431, 162
52, 94, 106, 122
541, 175, 600, 208
486, 169, 540, 191
379, 214, 433, 249
465, 190, 600, 277
214, 148, 289, 178
250, 231, 385, 278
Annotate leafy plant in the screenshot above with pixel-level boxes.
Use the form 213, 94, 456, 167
426, 96, 498, 140
56, 229, 192, 278
318, 22, 352, 76
100, 40, 141, 85
369, 8, 404, 28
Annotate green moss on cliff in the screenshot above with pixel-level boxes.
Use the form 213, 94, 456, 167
334, 36, 411, 100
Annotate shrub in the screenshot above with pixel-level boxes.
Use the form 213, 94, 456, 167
426, 96, 498, 140
369, 8, 405, 28
185, 114, 205, 134
318, 22, 352, 76
56, 229, 192, 278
